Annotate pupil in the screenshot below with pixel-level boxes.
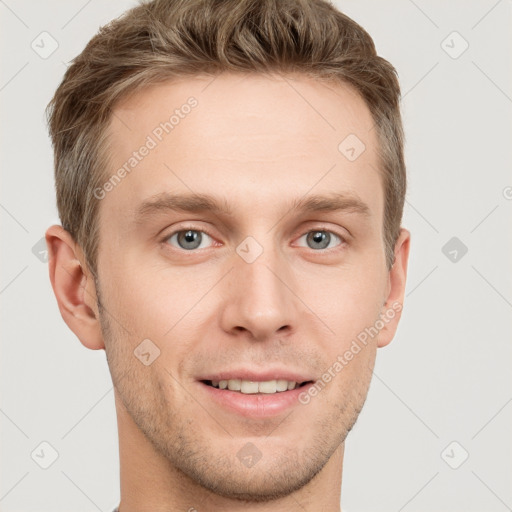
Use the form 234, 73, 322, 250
179, 230, 201, 249
308, 231, 329, 250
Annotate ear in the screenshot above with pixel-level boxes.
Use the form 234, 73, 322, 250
377, 228, 411, 348
45, 225, 105, 350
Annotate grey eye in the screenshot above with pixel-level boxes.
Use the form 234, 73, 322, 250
299, 230, 342, 250
167, 230, 213, 250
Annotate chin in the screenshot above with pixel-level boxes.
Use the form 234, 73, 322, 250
180, 455, 326, 503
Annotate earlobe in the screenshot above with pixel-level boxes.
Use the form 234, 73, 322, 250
45, 225, 105, 350
377, 228, 411, 348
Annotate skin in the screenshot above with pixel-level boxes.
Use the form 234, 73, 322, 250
46, 72, 410, 512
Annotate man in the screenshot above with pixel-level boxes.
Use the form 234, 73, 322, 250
45, 0, 410, 510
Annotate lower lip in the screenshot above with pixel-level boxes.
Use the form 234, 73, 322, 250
198, 381, 313, 418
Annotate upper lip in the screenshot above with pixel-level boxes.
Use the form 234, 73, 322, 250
198, 368, 315, 383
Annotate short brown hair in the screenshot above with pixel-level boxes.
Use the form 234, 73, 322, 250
46, 0, 406, 275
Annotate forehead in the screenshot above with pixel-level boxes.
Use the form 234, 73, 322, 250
102, 72, 382, 228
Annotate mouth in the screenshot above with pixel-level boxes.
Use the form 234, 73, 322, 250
201, 379, 313, 394
197, 376, 315, 418
196, 369, 316, 418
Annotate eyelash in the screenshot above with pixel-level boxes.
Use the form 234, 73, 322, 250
161, 224, 348, 253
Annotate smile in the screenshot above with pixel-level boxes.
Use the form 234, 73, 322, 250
203, 379, 311, 394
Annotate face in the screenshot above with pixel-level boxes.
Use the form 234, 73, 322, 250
90, 72, 401, 501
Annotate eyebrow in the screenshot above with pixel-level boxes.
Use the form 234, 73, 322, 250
133, 191, 371, 223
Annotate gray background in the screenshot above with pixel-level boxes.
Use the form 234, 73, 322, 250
1, 1, 511, 511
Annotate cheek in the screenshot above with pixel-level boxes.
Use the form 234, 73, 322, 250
102, 257, 174, 323
307, 264, 386, 336
102, 261, 217, 363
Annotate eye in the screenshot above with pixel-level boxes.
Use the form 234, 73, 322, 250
296, 230, 345, 251
165, 229, 215, 251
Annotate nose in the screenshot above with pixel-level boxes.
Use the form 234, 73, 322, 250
218, 241, 300, 342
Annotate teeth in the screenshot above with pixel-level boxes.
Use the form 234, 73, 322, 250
277, 379, 288, 392
209, 379, 299, 394
241, 380, 259, 393
228, 379, 241, 391
258, 380, 276, 393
